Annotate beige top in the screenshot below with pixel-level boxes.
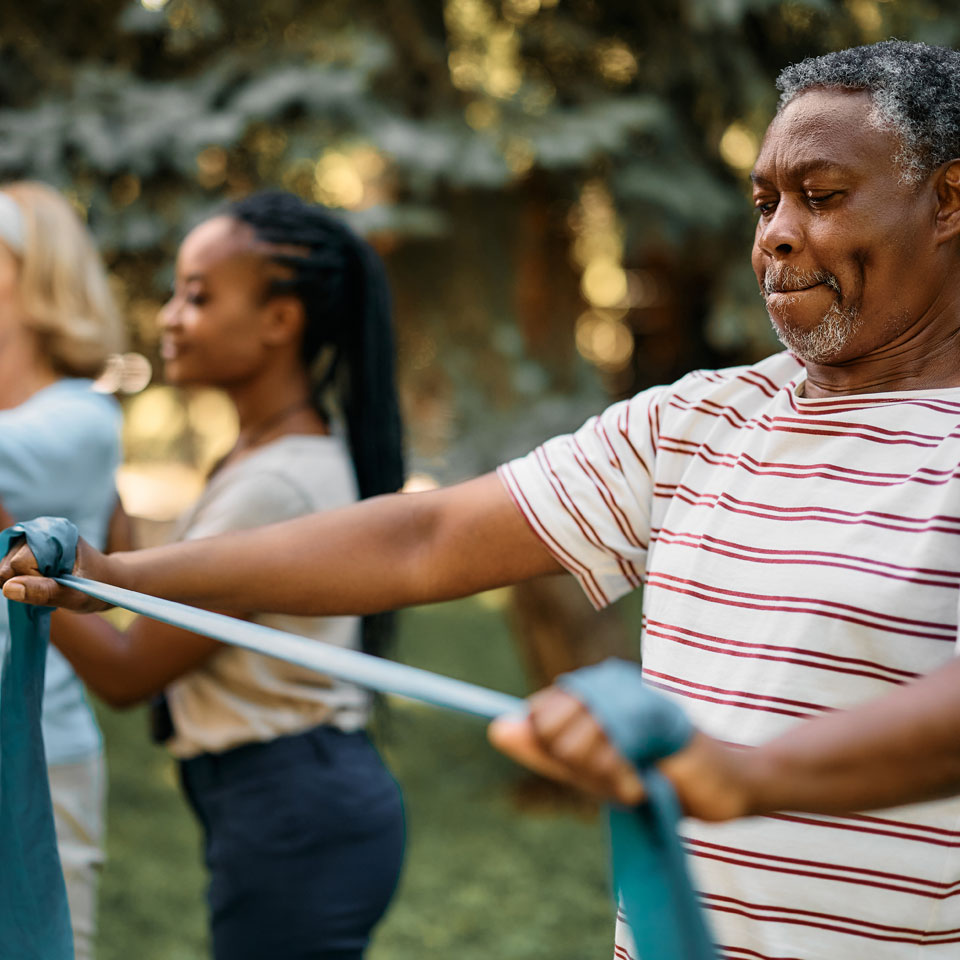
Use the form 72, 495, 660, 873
165, 435, 370, 759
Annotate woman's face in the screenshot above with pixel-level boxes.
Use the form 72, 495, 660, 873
159, 216, 280, 387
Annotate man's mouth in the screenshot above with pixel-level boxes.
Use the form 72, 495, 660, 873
767, 282, 822, 295
762, 266, 840, 298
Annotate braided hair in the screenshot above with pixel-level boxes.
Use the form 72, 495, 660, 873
227, 191, 405, 655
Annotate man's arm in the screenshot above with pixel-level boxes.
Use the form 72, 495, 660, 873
0, 473, 564, 614
490, 655, 960, 819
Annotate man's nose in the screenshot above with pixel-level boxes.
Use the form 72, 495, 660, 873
756, 198, 805, 258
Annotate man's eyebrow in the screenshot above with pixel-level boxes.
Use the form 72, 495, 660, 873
750, 159, 854, 186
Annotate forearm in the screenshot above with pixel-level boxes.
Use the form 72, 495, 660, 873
735, 657, 960, 815
107, 475, 560, 615
50, 610, 151, 707
50, 607, 223, 708
493, 656, 960, 820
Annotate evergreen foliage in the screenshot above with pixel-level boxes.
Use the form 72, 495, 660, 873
1, 0, 957, 464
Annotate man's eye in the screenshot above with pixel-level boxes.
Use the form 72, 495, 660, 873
754, 199, 777, 216
186, 292, 208, 306
807, 192, 837, 206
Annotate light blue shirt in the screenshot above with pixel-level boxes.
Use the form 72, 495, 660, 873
0, 378, 121, 764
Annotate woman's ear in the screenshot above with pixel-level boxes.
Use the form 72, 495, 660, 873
934, 159, 960, 244
261, 294, 306, 347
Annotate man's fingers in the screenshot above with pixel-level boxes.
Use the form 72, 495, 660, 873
0, 538, 108, 611
610, 760, 646, 806
547, 711, 610, 767
3, 575, 62, 606
0, 540, 35, 581
0, 541, 53, 605
527, 687, 585, 740
488, 714, 581, 785
489, 712, 647, 805
1, 569, 106, 612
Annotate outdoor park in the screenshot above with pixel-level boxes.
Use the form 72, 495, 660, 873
3, 1, 960, 958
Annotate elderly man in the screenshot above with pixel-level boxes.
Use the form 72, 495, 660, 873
5, 38, 960, 960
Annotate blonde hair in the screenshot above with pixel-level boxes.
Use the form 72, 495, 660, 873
1, 181, 125, 377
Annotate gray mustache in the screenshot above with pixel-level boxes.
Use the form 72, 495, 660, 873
762, 265, 840, 296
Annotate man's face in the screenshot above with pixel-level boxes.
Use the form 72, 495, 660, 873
751, 88, 939, 365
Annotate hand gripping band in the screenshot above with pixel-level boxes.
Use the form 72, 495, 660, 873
0, 520, 78, 959
560, 660, 717, 960
1, 518, 716, 960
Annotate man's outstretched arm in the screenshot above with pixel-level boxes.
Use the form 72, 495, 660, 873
0, 473, 563, 614
490, 655, 960, 819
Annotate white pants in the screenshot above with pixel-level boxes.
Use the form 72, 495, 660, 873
49, 753, 106, 960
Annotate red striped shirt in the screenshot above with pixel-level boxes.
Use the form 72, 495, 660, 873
499, 351, 960, 959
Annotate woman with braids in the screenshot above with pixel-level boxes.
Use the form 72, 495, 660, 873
46, 191, 406, 959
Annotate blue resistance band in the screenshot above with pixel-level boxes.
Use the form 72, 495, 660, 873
560, 660, 717, 960
0, 521, 76, 960
1, 518, 716, 960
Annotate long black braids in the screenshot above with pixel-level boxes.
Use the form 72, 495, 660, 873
228, 191, 405, 657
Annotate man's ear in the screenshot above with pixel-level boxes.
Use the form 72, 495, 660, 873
934, 159, 960, 243
261, 294, 306, 347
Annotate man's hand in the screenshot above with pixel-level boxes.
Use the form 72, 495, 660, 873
489, 685, 755, 821
0, 536, 115, 612
489, 687, 646, 805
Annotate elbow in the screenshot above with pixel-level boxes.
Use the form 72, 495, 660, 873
90, 684, 148, 710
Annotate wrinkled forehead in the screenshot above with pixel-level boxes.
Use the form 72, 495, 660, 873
753, 87, 898, 182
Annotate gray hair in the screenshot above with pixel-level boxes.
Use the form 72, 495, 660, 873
776, 40, 960, 183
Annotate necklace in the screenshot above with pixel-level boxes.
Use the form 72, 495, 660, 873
237, 399, 312, 451
209, 399, 311, 478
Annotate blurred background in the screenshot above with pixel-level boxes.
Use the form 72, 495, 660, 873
1, 0, 958, 956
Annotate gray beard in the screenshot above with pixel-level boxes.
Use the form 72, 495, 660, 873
760, 264, 861, 364
768, 298, 863, 364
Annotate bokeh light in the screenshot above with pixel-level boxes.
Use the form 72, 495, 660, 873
596, 40, 638, 85
569, 179, 635, 371
575, 311, 633, 372
93, 353, 153, 395
313, 145, 388, 210
719, 122, 759, 173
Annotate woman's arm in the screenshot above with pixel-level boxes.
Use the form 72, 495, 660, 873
104, 494, 134, 554
489, 655, 960, 819
0, 473, 563, 614
49, 610, 223, 708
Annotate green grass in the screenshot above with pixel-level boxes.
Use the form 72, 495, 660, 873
94, 595, 617, 959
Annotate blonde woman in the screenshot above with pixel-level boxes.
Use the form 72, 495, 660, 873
0, 181, 124, 959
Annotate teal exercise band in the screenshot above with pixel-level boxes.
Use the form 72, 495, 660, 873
561, 660, 717, 960
0, 521, 77, 960
55, 574, 525, 720
1, 518, 716, 960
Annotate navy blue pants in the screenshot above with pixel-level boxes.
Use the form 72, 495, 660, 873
179, 726, 405, 960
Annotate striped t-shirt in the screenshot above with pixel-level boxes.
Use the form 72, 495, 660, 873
499, 350, 960, 960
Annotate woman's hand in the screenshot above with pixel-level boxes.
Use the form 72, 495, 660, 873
0, 535, 116, 612
488, 686, 756, 821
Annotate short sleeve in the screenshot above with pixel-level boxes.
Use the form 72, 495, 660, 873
0, 386, 120, 527
183, 469, 315, 541
497, 385, 664, 609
